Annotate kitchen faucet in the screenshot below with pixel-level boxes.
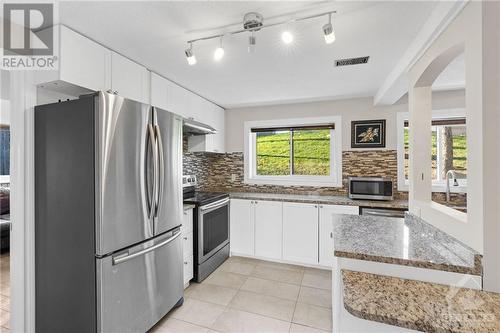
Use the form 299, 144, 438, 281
445, 170, 459, 202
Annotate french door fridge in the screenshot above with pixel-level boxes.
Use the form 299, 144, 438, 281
35, 91, 183, 333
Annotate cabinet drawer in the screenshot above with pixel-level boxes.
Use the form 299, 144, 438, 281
183, 231, 193, 259
182, 209, 193, 234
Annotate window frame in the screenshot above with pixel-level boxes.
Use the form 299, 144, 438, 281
397, 110, 467, 193
244, 116, 342, 187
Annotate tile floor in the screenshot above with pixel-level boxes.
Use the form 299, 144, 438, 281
149, 256, 332, 333
0, 253, 9, 333
0, 255, 331, 333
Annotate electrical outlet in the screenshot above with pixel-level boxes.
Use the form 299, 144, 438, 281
231, 174, 237, 181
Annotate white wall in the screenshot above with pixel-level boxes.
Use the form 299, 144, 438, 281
481, 1, 500, 293
225, 90, 465, 153
407, 2, 500, 293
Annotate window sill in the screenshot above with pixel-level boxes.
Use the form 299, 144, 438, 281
245, 176, 342, 188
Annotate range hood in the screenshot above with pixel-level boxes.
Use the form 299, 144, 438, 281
183, 118, 217, 135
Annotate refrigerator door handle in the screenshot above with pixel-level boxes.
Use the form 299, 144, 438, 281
147, 124, 158, 220
112, 229, 181, 265
154, 124, 164, 218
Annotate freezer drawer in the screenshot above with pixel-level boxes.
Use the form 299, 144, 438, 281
96, 228, 183, 333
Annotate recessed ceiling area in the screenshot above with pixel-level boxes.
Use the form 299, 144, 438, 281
58, 1, 442, 108
433, 53, 465, 91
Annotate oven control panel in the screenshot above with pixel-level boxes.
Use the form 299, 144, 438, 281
183, 175, 198, 188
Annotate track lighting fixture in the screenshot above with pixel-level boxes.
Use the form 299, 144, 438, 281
214, 36, 225, 61
323, 13, 335, 44
184, 10, 337, 65
248, 31, 256, 53
185, 42, 197, 65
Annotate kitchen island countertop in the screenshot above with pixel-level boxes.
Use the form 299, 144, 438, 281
342, 270, 500, 333
333, 213, 482, 275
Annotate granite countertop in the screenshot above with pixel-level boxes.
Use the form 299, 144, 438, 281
183, 204, 195, 210
333, 213, 482, 275
229, 192, 408, 209
342, 270, 500, 333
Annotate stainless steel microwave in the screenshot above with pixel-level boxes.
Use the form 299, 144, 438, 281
348, 177, 393, 201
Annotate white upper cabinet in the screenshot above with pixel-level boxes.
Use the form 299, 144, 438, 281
254, 200, 283, 260
188, 103, 225, 153
318, 205, 358, 267
150, 72, 169, 111
230, 199, 255, 256
59, 25, 111, 92
282, 202, 319, 265
111, 52, 150, 104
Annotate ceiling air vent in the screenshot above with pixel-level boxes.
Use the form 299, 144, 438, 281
335, 56, 370, 67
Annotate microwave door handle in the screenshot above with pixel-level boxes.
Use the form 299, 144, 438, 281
154, 124, 164, 218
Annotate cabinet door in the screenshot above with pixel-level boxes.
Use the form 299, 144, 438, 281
319, 205, 358, 266
230, 199, 254, 256
282, 202, 319, 265
212, 105, 225, 153
111, 52, 149, 104
151, 72, 168, 110
254, 200, 282, 260
164, 80, 187, 118
59, 25, 111, 91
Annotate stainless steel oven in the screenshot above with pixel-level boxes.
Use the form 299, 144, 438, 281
183, 175, 230, 283
198, 197, 230, 264
348, 177, 393, 201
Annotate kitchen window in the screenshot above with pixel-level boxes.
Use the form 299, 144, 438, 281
397, 112, 467, 192
244, 117, 342, 187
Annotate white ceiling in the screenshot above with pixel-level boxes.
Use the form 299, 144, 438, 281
58, 1, 442, 108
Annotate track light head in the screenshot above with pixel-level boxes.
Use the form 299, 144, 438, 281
323, 14, 335, 44
248, 32, 256, 53
185, 43, 197, 65
281, 31, 294, 44
214, 36, 225, 61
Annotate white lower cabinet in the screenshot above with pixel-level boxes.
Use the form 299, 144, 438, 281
229, 199, 359, 267
230, 199, 255, 256
318, 204, 359, 266
254, 200, 283, 260
182, 208, 194, 288
282, 202, 319, 265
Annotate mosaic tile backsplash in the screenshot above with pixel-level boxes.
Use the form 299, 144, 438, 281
183, 135, 467, 205
183, 136, 406, 198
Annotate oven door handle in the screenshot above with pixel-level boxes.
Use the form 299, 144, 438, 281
200, 198, 230, 212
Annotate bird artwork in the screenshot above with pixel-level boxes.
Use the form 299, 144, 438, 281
358, 127, 379, 142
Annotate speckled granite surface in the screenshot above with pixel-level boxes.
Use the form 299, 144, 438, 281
342, 270, 500, 333
229, 192, 408, 209
333, 213, 482, 275
183, 204, 195, 210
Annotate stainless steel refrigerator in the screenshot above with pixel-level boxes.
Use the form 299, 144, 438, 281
35, 91, 183, 333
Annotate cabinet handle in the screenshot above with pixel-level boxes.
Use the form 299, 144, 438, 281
183, 237, 188, 240
314, 205, 318, 208
251, 201, 254, 204
255, 201, 258, 204
330, 232, 333, 239
184, 261, 188, 265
